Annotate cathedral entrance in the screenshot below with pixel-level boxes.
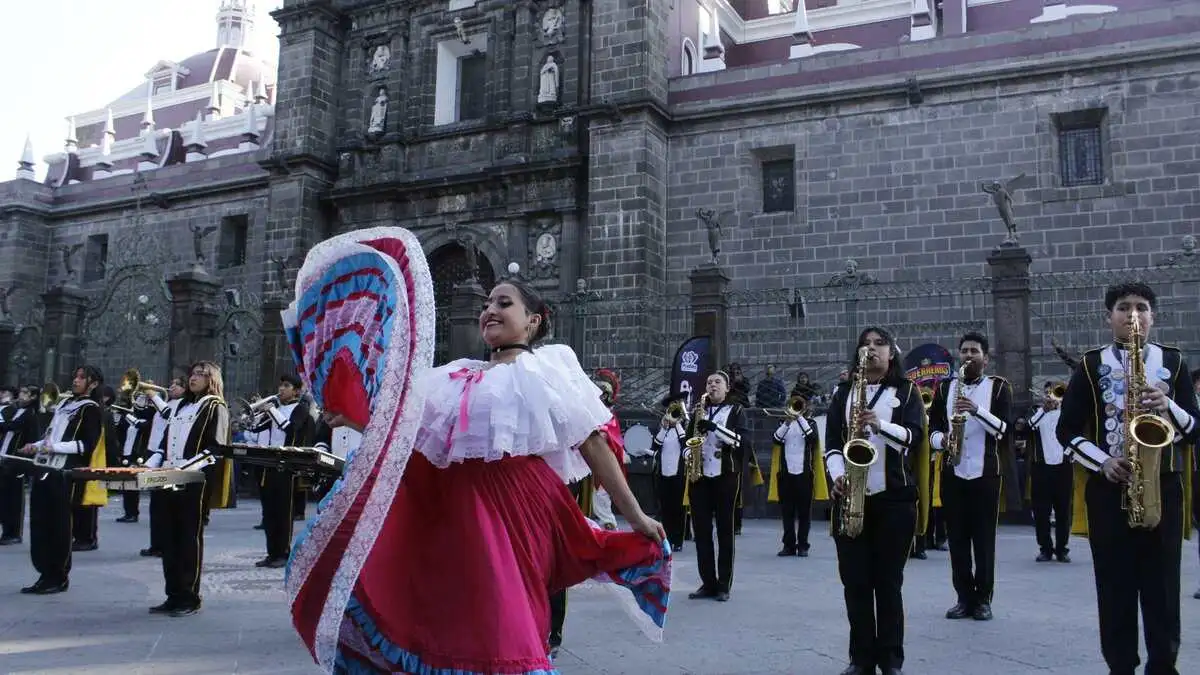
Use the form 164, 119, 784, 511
428, 243, 495, 366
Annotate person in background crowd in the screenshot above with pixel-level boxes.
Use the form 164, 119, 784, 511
755, 364, 787, 409
791, 372, 821, 402
726, 363, 752, 407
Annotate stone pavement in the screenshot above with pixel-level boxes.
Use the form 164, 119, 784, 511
1, 498, 1198, 674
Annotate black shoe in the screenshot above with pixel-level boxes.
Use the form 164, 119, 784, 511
140, 548, 162, 558
262, 557, 288, 569
0, 535, 21, 545
1055, 551, 1071, 563
71, 542, 97, 552
837, 665, 872, 675
254, 556, 274, 568
797, 547, 810, 557
169, 604, 201, 617
548, 645, 560, 660
688, 586, 717, 600
910, 549, 927, 560
1036, 551, 1053, 562
1193, 588, 1200, 599
20, 580, 46, 594
777, 547, 797, 557
972, 603, 993, 621
882, 668, 904, 675
715, 591, 730, 602
933, 540, 948, 551
253, 523, 265, 530
116, 515, 138, 523
945, 602, 972, 619
149, 601, 176, 614
33, 580, 68, 595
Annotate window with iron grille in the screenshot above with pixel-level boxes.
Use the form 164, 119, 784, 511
218, 215, 249, 269
762, 159, 795, 213
457, 54, 487, 121
1059, 126, 1103, 187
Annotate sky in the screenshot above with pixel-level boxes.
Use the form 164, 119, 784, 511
0, 0, 282, 181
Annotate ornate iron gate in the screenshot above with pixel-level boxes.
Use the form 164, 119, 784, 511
78, 265, 173, 385
216, 288, 264, 404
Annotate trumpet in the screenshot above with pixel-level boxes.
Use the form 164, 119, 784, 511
110, 404, 135, 415
120, 368, 168, 396
39, 383, 70, 412
249, 395, 280, 412
663, 398, 689, 427
1029, 382, 1067, 402
762, 395, 808, 419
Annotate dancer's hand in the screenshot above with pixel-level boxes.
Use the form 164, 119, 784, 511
631, 513, 665, 544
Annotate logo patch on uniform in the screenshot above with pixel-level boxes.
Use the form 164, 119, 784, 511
1098, 364, 1112, 376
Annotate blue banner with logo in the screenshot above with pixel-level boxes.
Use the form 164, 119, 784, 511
669, 335, 712, 409
903, 342, 954, 391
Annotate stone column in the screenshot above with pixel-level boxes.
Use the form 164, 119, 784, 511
0, 319, 14, 385
259, 297, 291, 392
41, 286, 88, 385
449, 279, 488, 361
689, 263, 731, 371
166, 267, 222, 376
988, 245, 1033, 406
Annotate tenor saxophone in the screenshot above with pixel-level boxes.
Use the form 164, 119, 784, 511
1123, 310, 1174, 529
839, 347, 878, 539
683, 393, 709, 484
945, 362, 969, 467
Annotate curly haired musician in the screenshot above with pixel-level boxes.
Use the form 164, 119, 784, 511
146, 362, 230, 617
0, 385, 40, 545
250, 374, 315, 569
17, 366, 104, 595
1056, 282, 1199, 675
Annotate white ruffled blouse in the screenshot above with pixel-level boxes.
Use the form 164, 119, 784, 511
412, 344, 612, 483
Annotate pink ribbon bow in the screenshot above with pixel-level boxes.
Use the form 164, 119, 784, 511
446, 368, 485, 448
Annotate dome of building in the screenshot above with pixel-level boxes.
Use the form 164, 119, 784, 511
108, 46, 276, 106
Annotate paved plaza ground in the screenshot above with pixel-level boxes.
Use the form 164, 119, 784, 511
0, 497, 1197, 674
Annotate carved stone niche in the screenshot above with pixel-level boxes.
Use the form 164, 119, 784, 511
528, 215, 561, 280
365, 38, 392, 79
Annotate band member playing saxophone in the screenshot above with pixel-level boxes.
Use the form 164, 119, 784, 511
1056, 283, 1199, 675
929, 331, 1012, 622
686, 371, 746, 602
825, 327, 925, 675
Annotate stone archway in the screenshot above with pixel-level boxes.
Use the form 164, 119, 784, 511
428, 243, 496, 365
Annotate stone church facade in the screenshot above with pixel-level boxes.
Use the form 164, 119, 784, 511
1, 0, 1199, 409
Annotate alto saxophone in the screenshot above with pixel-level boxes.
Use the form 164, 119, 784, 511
1123, 310, 1174, 529
839, 347, 878, 539
683, 393, 710, 483
945, 362, 969, 467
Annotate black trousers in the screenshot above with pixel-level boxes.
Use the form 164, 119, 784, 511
30, 472, 75, 585
548, 589, 567, 645
1086, 472, 1182, 675
941, 472, 1001, 606
655, 473, 686, 551
72, 504, 98, 547
261, 469, 295, 559
122, 490, 140, 518
690, 472, 739, 593
148, 491, 166, 552
153, 482, 207, 608
834, 494, 917, 671
777, 470, 814, 552
1031, 461, 1073, 555
294, 483, 308, 519
0, 466, 25, 538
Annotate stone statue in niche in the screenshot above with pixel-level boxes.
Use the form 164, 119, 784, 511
696, 208, 735, 265
535, 232, 557, 263
368, 87, 389, 135
367, 44, 391, 75
537, 54, 560, 105
541, 7, 565, 44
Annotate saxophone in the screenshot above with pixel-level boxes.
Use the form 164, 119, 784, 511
683, 393, 710, 484
944, 362, 969, 467
839, 347, 878, 539
1123, 310, 1174, 529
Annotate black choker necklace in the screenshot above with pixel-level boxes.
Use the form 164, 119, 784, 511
491, 344, 532, 354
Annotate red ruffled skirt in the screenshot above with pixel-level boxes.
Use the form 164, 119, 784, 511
334, 452, 666, 674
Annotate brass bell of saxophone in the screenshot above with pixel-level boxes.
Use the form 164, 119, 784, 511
1123, 309, 1173, 529
945, 362, 969, 467
920, 387, 935, 411
839, 347, 878, 539
683, 393, 710, 484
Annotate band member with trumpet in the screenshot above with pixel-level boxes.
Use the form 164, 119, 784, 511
825, 328, 926, 675
928, 332, 1011, 622
766, 396, 820, 557
0, 386, 40, 545
652, 394, 688, 552
16, 366, 105, 595
250, 374, 315, 568
113, 387, 157, 524
1056, 283, 1198, 675
1027, 379, 1072, 563
683, 371, 746, 602
147, 361, 230, 617
140, 376, 185, 558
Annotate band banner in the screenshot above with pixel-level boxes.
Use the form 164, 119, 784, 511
903, 343, 954, 390
668, 335, 712, 408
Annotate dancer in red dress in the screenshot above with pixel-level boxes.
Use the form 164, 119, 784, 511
282, 228, 671, 674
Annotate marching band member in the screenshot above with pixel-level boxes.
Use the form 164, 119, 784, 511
0, 386, 39, 545
825, 327, 926, 675
17, 366, 105, 595
147, 361, 230, 617
768, 400, 821, 557
141, 377, 185, 558
1056, 282, 1198, 675
114, 392, 156, 524
251, 374, 314, 568
312, 412, 361, 501
1027, 380, 1072, 563
71, 384, 116, 552
928, 331, 1012, 622
686, 370, 746, 602
653, 395, 687, 552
